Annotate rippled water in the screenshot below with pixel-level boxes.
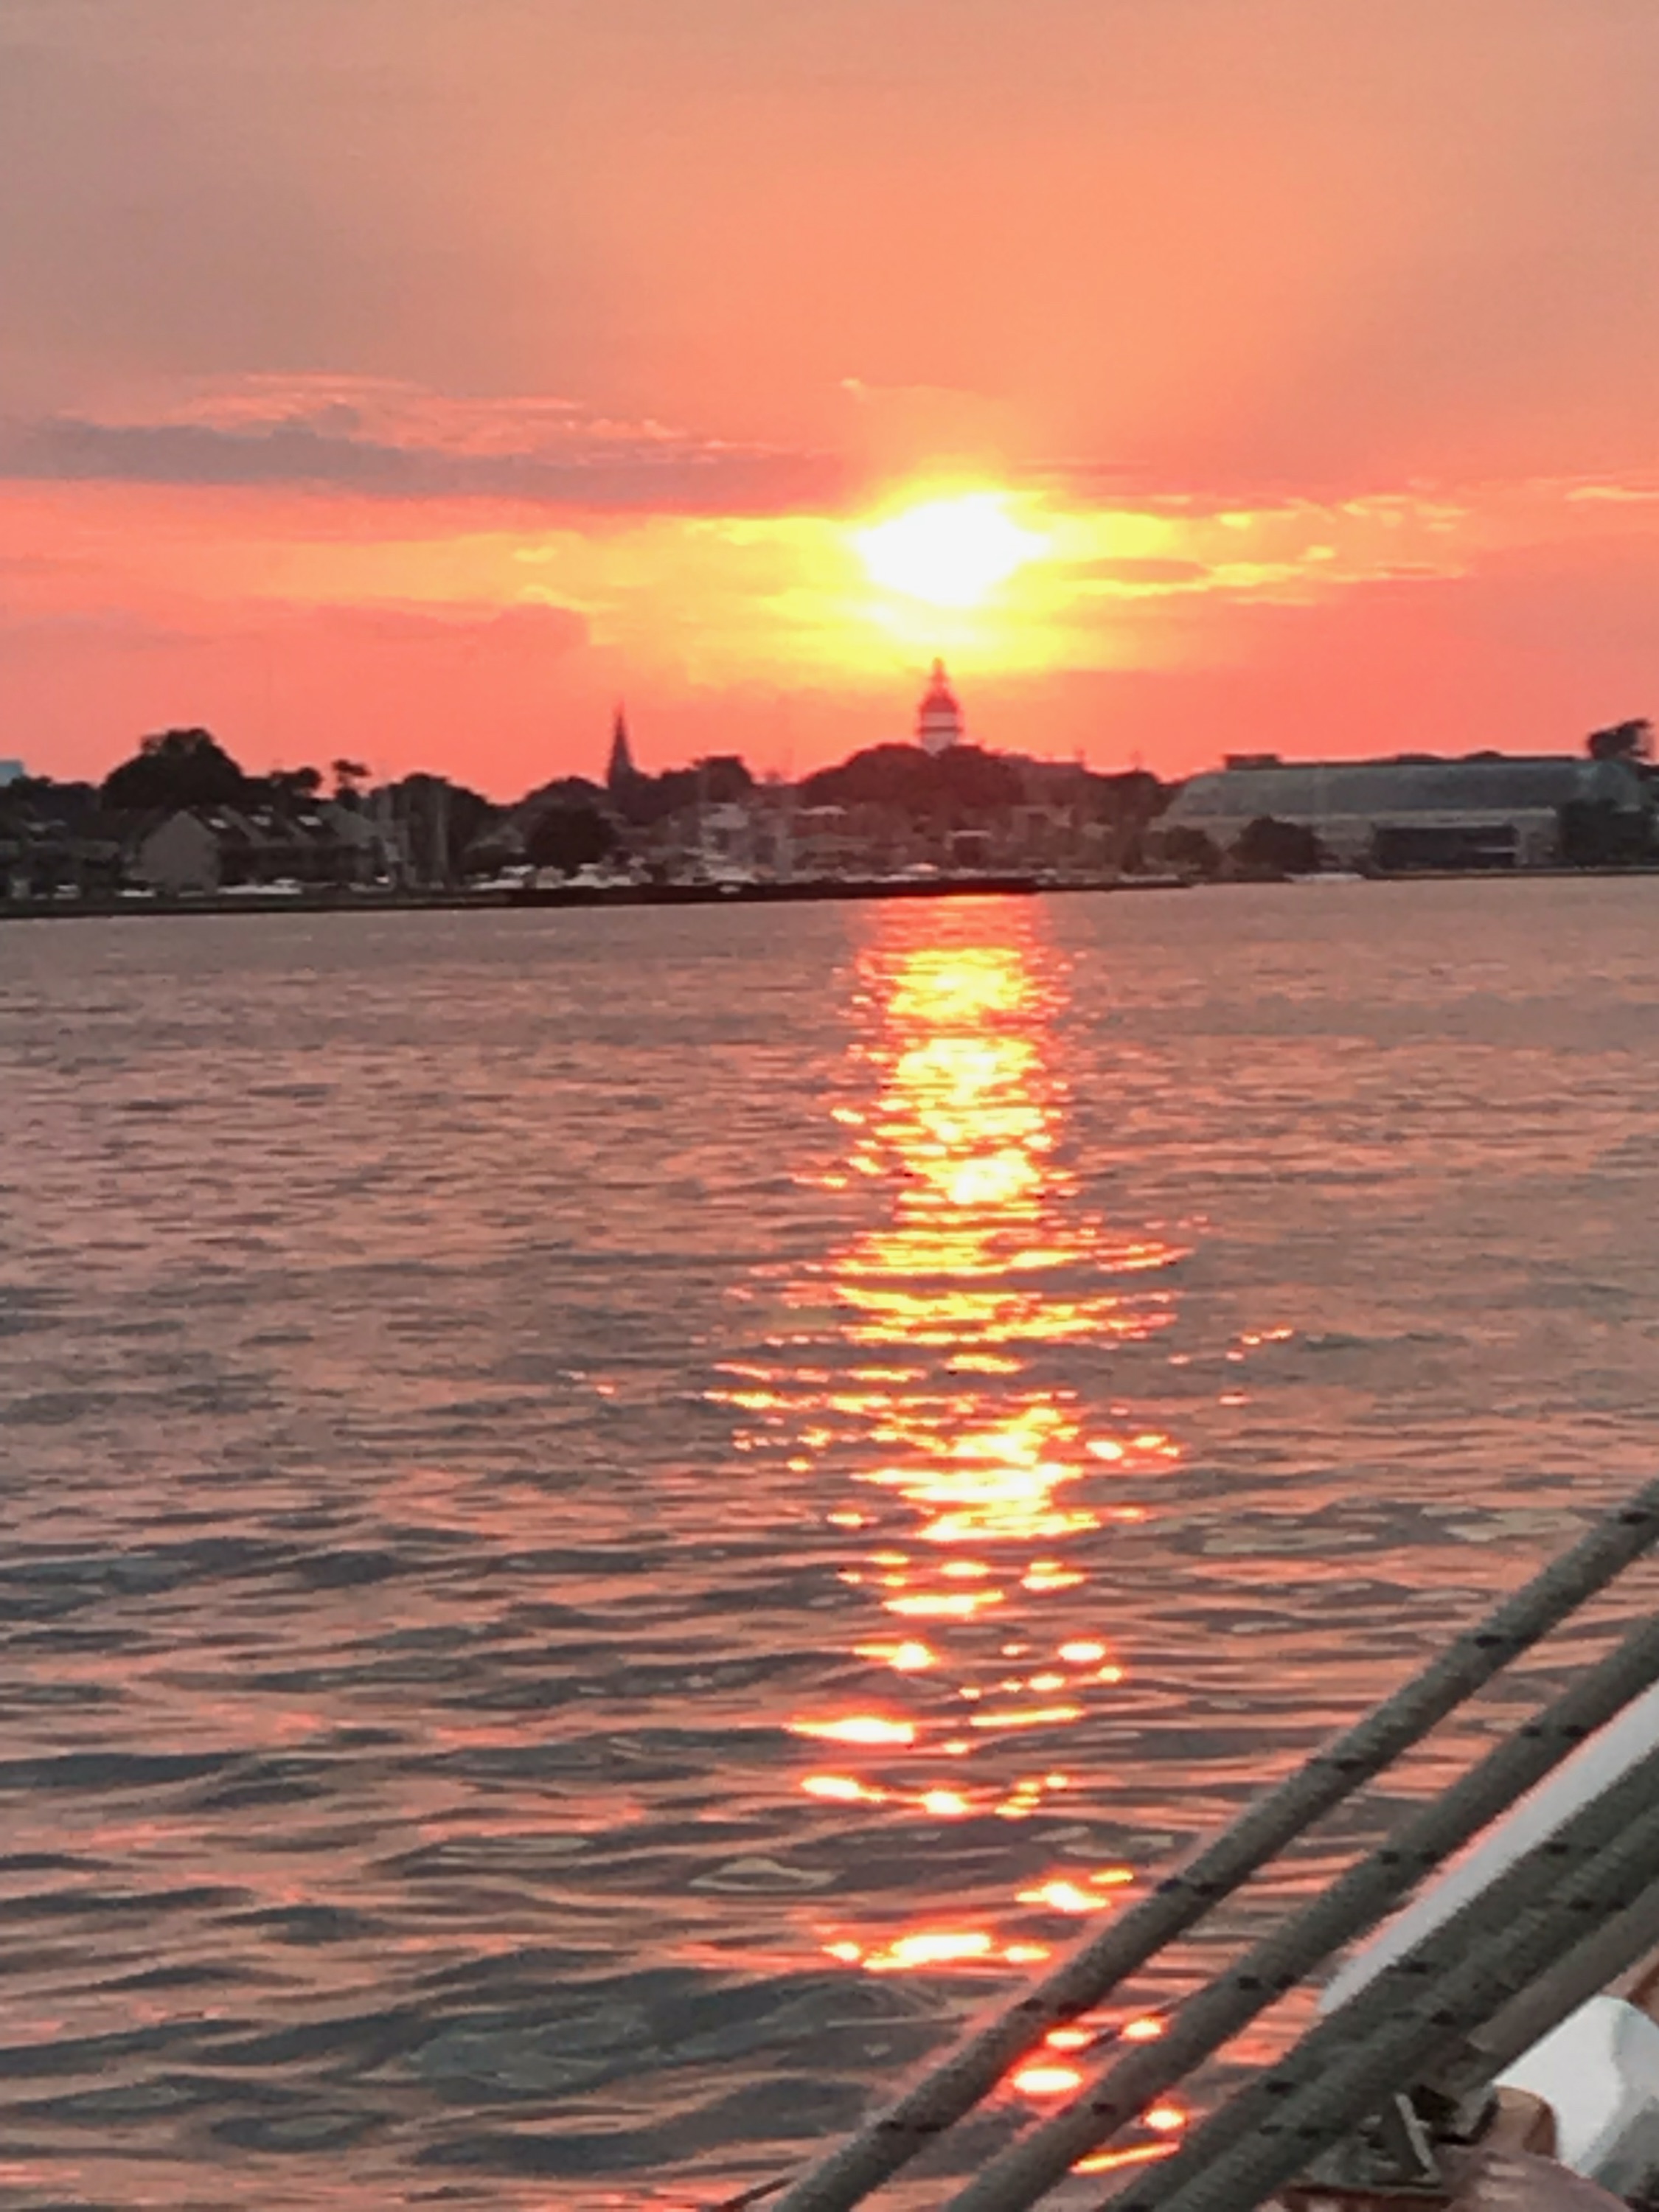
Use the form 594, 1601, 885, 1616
3, 882, 1658, 2211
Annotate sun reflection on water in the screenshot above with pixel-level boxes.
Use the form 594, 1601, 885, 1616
710, 901, 1189, 2121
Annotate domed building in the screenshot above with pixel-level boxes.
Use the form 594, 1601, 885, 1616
915, 660, 964, 756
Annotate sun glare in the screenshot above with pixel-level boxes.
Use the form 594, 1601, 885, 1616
855, 492, 1047, 610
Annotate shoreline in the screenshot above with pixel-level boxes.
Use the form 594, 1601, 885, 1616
0, 872, 1174, 920
5, 862, 1659, 922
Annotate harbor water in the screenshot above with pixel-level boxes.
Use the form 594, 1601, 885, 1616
3, 880, 1658, 2210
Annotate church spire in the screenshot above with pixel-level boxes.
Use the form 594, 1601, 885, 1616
605, 704, 638, 793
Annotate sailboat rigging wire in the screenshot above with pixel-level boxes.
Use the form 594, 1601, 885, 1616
703, 2016, 1166, 2212
767, 1476, 1659, 2212
1136, 1767, 1659, 2212
1105, 1742, 1659, 2212
939, 1604, 1659, 2212
1464, 1873, 1659, 2081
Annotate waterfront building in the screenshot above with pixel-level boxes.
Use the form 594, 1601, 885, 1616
129, 804, 388, 895
131, 810, 223, 894
916, 660, 964, 756
1158, 754, 1644, 871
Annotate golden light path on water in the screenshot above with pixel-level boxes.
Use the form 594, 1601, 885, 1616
713, 900, 1193, 2154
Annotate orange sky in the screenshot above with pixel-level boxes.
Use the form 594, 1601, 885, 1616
5, 0, 1659, 794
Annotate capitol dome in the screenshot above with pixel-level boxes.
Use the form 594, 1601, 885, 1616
916, 660, 964, 756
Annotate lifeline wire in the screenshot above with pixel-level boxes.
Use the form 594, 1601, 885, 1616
1145, 1770, 1659, 2212
769, 1477, 1659, 2212
942, 1604, 1659, 2212
1109, 1742, 1659, 2212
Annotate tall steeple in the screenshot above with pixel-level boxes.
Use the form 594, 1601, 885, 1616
605, 704, 638, 793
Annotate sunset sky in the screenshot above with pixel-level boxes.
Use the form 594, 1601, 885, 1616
7, 0, 1659, 795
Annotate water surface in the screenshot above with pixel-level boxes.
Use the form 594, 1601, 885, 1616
3, 882, 1658, 2209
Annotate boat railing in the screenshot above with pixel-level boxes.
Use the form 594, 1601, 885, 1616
1093, 1739, 1659, 2212
735, 1475, 1659, 2212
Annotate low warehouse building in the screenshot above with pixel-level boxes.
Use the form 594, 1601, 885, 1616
1158, 755, 1646, 871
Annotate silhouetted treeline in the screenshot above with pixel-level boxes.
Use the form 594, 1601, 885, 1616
799, 743, 1022, 818
607, 754, 754, 828
100, 729, 327, 813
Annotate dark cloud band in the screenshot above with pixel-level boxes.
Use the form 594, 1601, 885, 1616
0, 412, 846, 516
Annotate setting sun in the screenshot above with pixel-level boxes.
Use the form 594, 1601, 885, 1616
855, 493, 1048, 610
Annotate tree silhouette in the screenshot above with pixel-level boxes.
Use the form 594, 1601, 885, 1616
1233, 815, 1324, 874
524, 804, 617, 876
1587, 718, 1652, 762
799, 743, 1020, 819
1164, 825, 1222, 879
262, 765, 324, 805
102, 729, 248, 812
1557, 799, 1651, 867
